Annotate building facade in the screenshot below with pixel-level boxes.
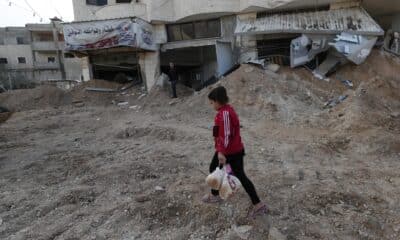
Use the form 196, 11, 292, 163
65, 0, 393, 91
0, 20, 83, 90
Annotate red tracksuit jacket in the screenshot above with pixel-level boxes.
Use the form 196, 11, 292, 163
213, 104, 244, 155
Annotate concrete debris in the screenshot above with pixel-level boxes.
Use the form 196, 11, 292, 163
244, 67, 254, 73
0, 218, 2, 226
129, 105, 139, 110
291, 32, 376, 79
155, 186, 165, 192
233, 225, 253, 240
269, 227, 287, 240
266, 64, 280, 73
384, 31, 400, 56
117, 102, 129, 107
138, 94, 147, 100
330, 32, 378, 65
85, 87, 119, 93
313, 52, 342, 80
390, 32, 400, 54
245, 59, 265, 69
342, 80, 353, 88
291, 34, 333, 68
324, 95, 349, 109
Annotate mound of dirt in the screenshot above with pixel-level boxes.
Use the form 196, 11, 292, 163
70, 79, 145, 106
0, 85, 72, 111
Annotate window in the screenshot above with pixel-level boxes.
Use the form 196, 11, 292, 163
48, 57, 56, 63
194, 22, 208, 39
16, 37, 25, 44
207, 20, 221, 38
181, 23, 195, 40
37, 33, 53, 42
86, 0, 107, 6
64, 53, 75, 58
0, 58, 7, 64
167, 19, 221, 42
167, 25, 182, 41
116, 0, 132, 3
18, 57, 26, 64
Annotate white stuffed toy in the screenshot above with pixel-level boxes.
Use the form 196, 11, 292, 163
206, 164, 242, 199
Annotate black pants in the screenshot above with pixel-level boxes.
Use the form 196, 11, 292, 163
209, 150, 261, 205
171, 81, 177, 98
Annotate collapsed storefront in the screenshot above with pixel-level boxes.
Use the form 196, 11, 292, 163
235, 7, 384, 78
63, 17, 158, 90
159, 17, 236, 91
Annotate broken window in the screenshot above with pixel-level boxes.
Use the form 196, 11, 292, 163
194, 22, 208, 39
207, 20, 221, 38
0, 58, 8, 64
18, 57, 26, 64
167, 25, 182, 42
64, 53, 75, 58
167, 19, 221, 42
116, 0, 132, 3
37, 33, 53, 42
86, 0, 107, 6
48, 57, 56, 63
181, 23, 195, 40
16, 37, 25, 44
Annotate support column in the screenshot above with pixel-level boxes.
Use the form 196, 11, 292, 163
138, 50, 160, 92
236, 13, 258, 63
81, 56, 91, 82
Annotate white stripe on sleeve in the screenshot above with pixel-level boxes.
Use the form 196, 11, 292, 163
223, 111, 230, 148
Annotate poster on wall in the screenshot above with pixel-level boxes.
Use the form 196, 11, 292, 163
63, 18, 158, 52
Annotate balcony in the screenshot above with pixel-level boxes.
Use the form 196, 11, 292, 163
31, 41, 65, 51
34, 62, 60, 70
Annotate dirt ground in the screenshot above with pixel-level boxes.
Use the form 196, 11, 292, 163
0, 50, 399, 240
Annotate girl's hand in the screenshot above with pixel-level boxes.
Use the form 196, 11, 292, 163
218, 152, 226, 165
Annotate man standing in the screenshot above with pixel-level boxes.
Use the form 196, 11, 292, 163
168, 62, 178, 98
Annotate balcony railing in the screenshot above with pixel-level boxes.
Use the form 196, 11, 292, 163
31, 41, 64, 51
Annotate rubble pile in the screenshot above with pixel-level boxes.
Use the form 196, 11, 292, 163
0, 50, 399, 239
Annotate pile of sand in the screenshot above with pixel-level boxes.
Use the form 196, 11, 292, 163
0, 85, 72, 112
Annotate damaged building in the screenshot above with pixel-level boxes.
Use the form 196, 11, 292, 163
63, 0, 398, 91
0, 19, 83, 90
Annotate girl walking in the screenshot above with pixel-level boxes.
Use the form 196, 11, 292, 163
202, 86, 267, 218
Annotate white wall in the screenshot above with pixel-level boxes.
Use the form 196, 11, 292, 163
216, 42, 234, 76
64, 58, 83, 81
34, 52, 58, 64
0, 45, 34, 69
139, 51, 160, 91
73, 0, 149, 22
73, 0, 338, 23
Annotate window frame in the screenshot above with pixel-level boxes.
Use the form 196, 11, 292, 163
167, 19, 221, 42
18, 57, 26, 64
86, 0, 108, 6
116, 0, 132, 3
16, 37, 25, 45
48, 57, 56, 63
0, 58, 8, 64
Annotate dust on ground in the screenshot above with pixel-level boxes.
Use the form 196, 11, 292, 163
0, 50, 399, 240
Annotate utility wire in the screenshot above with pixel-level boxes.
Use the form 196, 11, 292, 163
49, 0, 63, 19
23, 0, 42, 18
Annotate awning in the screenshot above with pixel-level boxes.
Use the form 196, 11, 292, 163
63, 17, 158, 52
235, 7, 384, 36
